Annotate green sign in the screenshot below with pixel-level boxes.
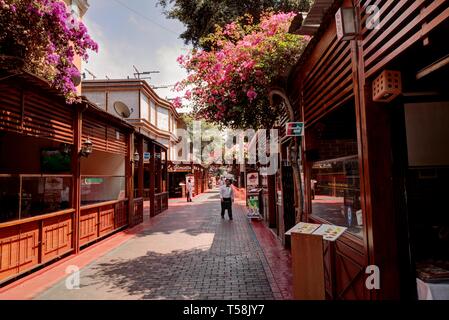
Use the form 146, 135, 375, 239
286, 122, 304, 137
84, 178, 104, 185
247, 195, 260, 216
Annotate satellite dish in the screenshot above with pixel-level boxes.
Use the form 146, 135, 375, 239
114, 101, 132, 118
71, 73, 82, 86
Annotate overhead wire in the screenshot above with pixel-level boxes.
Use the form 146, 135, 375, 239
110, 0, 180, 36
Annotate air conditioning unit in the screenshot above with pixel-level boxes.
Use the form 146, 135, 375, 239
373, 70, 402, 102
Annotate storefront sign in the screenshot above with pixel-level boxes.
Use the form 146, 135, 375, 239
246, 172, 259, 188
84, 177, 103, 185
286, 122, 304, 137
170, 165, 193, 172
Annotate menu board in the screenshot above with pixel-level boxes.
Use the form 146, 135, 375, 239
285, 222, 321, 236
313, 224, 347, 242
285, 222, 347, 241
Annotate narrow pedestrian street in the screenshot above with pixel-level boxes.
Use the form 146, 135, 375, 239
29, 190, 290, 300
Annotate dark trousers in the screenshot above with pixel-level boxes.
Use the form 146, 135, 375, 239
221, 198, 233, 218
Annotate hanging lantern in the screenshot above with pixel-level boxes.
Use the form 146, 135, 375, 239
336, 7, 358, 41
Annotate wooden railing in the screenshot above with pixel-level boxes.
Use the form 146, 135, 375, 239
154, 192, 169, 215
0, 209, 75, 284
131, 198, 144, 227
79, 199, 128, 247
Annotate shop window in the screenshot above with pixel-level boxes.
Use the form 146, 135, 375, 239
0, 175, 20, 222
0, 175, 72, 223
308, 103, 363, 238
81, 176, 126, 206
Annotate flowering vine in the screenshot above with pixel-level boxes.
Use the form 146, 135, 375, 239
174, 12, 309, 129
0, 0, 98, 103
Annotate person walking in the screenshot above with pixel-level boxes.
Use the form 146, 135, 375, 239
186, 179, 193, 202
220, 178, 234, 220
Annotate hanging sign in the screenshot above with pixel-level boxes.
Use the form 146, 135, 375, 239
246, 172, 259, 189
143, 152, 151, 162
286, 122, 304, 137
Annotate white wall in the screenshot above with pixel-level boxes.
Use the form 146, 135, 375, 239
80, 150, 125, 176
84, 91, 107, 110
140, 92, 149, 121
107, 91, 139, 119
405, 101, 449, 167
150, 99, 156, 125
80, 150, 126, 203
157, 137, 170, 149
157, 106, 169, 131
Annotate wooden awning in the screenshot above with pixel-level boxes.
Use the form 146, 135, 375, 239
0, 71, 75, 144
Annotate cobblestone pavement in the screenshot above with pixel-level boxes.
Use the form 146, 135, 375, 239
35, 190, 276, 300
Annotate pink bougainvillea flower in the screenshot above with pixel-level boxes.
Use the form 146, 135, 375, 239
172, 97, 182, 108
174, 11, 309, 129
246, 88, 257, 101
0, 0, 98, 103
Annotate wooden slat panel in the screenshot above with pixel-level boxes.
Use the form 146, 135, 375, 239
98, 206, 115, 237
131, 198, 144, 227
0, 83, 74, 144
302, 29, 353, 126
361, 0, 449, 78
79, 208, 98, 246
82, 115, 127, 155
0, 222, 39, 282
114, 201, 128, 229
41, 213, 73, 263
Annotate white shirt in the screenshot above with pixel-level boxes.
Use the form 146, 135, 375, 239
220, 185, 234, 201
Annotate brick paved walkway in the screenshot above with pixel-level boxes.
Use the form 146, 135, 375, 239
34, 190, 282, 300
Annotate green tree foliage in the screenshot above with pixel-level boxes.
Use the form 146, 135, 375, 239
157, 0, 312, 48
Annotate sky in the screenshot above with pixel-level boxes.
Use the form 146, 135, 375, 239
82, 0, 190, 105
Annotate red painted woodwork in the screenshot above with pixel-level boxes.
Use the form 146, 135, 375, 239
79, 200, 129, 247
98, 206, 115, 237
79, 208, 98, 246
0, 211, 75, 284
0, 222, 40, 279
41, 213, 73, 263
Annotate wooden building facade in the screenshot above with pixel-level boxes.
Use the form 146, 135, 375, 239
0, 72, 145, 285
287, 0, 449, 299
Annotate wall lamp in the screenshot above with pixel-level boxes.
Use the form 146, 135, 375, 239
336, 7, 359, 41
133, 150, 140, 163
80, 138, 93, 157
